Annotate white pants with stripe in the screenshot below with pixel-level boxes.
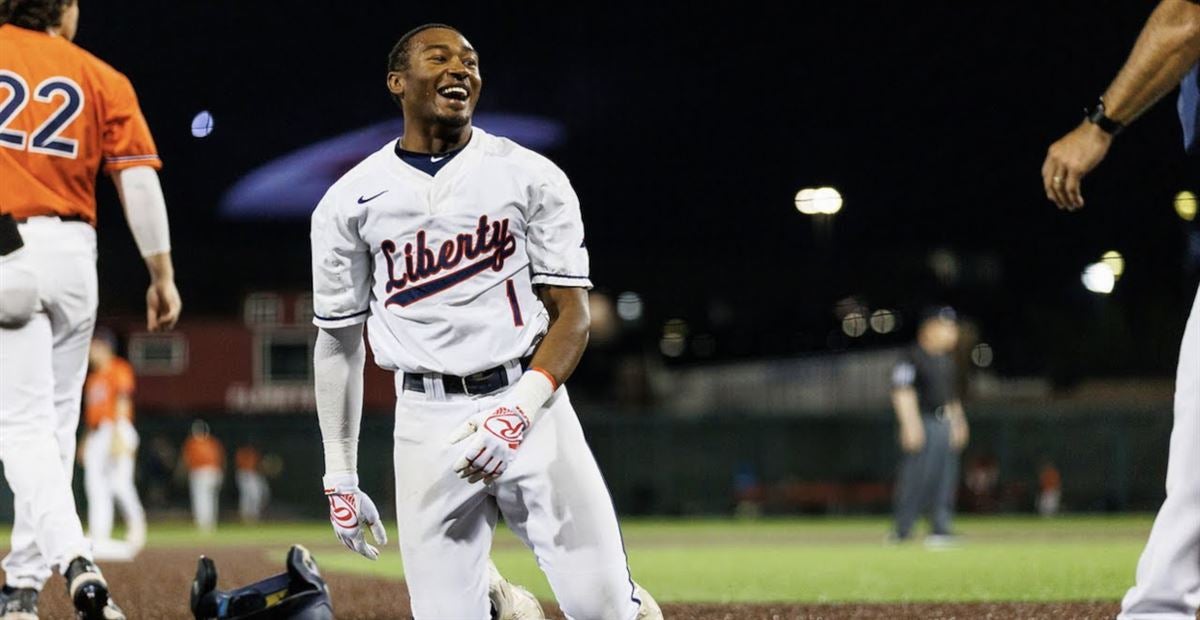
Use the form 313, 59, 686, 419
392, 369, 640, 620
0, 218, 97, 589
1120, 286, 1200, 619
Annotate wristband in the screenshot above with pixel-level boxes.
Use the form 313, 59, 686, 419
510, 369, 557, 425
1085, 99, 1124, 136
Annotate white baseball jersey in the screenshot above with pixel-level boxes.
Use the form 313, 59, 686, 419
310, 128, 591, 376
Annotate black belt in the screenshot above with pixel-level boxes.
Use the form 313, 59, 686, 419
403, 358, 530, 396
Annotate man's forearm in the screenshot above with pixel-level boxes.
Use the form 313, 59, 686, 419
144, 252, 174, 283
529, 287, 590, 385
1103, 0, 1200, 124
314, 325, 366, 474
114, 166, 172, 258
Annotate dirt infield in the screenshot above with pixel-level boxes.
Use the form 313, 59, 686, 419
21, 547, 1122, 619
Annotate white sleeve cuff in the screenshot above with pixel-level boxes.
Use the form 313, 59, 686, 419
530, 273, 592, 289
312, 308, 370, 329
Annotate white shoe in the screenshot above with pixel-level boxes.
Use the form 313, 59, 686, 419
487, 560, 545, 620
634, 583, 662, 620
91, 540, 138, 563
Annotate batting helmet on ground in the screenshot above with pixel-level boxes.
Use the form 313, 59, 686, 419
190, 545, 333, 620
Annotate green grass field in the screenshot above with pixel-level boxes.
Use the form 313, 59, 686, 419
5, 515, 1153, 604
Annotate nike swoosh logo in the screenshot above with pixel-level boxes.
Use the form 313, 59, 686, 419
357, 190, 388, 204
430, 156, 447, 163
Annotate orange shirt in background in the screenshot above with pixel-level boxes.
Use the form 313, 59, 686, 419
84, 357, 135, 430
235, 446, 262, 473
1039, 464, 1062, 492
0, 24, 161, 224
183, 436, 225, 472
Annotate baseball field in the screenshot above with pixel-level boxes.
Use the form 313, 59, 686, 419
1, 514, 1152, 618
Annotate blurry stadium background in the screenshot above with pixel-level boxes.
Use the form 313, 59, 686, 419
1, 0, 1197, 615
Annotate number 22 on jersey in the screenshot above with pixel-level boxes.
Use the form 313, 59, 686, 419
0, 70, 84, 159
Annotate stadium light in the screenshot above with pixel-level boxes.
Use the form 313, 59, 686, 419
1176, 190, 1197, 222
1081, 262, 1116, 295
191, 110, 214, 138
1101, 250, 1125, 280
616, 291, 643, 322
794, 186, 843, 215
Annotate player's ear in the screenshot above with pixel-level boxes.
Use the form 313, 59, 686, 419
387, 72, 405, 101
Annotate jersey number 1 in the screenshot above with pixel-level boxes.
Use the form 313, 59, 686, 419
505, 279, 524, 327
0, 71, 84, 159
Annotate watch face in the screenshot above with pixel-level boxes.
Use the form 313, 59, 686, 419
1088, 102, 1123, 135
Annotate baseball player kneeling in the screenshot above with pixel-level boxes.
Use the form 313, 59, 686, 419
310, 23, 661, 620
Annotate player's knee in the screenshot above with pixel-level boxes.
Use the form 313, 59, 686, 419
0, 260, 38, 327
556, 582, 641, 620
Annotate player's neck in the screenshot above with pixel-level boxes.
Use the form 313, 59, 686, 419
399, 124, 472, 155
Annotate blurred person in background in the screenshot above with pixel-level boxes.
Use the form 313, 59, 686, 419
235, 444, 269, 523
889, 307, 969, 546
0, 0, 180, 616
1041, 1, 1200, 616
181, 420, 224, 533
82, 329, 146, 557
1037, 461, 1062, 518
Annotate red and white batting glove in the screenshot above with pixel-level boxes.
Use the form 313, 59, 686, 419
322, 472, 387, 560
450, 369, 557, 485
453, 406, 531, 484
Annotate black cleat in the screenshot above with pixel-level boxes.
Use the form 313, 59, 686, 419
0, 585, 39, 620
64, 557, 124, 620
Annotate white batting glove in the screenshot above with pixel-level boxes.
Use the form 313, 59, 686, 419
452, 406, 531, 484
450, 370, 558, 484
322, 472, 387, 560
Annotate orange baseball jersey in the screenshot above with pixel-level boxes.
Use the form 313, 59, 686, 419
0, 23, 161, 225
183, 435, 225, 471
84, 356, 135, 430
235, 446, 262, 472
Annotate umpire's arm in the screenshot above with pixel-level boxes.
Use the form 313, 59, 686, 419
1042, 0, 1200, 210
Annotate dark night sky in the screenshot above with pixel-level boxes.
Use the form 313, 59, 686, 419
78, 1, 1197, 379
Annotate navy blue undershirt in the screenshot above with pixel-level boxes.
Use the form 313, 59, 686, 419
1180, 63, 1199, 155
394, 140, 466, 176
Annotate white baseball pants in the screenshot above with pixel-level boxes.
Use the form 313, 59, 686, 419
189, 467, 223, 533
236, 470, 269, 523
392, 373, 641, 620
84, 422, 146, 546
1120, 286, 1200, 619
0, 218, 97, 590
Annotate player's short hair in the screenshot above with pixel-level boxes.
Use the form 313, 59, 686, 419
92, 326, 119, 351
386, 23, 462, 107
0, 0, 74, 32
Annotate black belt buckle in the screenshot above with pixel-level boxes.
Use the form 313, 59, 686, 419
0, 214, 24, 257
461, 369, 497, 396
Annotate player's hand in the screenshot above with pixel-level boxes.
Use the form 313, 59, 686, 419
146, 277, 182, 331
899, 422, 925, 454
451, 406, 531, 484
322, 472, 387, 560
1041, 121, 1113, 211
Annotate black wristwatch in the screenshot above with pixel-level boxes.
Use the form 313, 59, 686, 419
1085, 99, 1124, 136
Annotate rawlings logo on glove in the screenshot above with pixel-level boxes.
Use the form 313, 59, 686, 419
483, 406, 529, 448
452, 406, 531, 484
322, 473, 387, 560
326, 492, 359, 529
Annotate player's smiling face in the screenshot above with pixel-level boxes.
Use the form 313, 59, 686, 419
393, 29, 482, 128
